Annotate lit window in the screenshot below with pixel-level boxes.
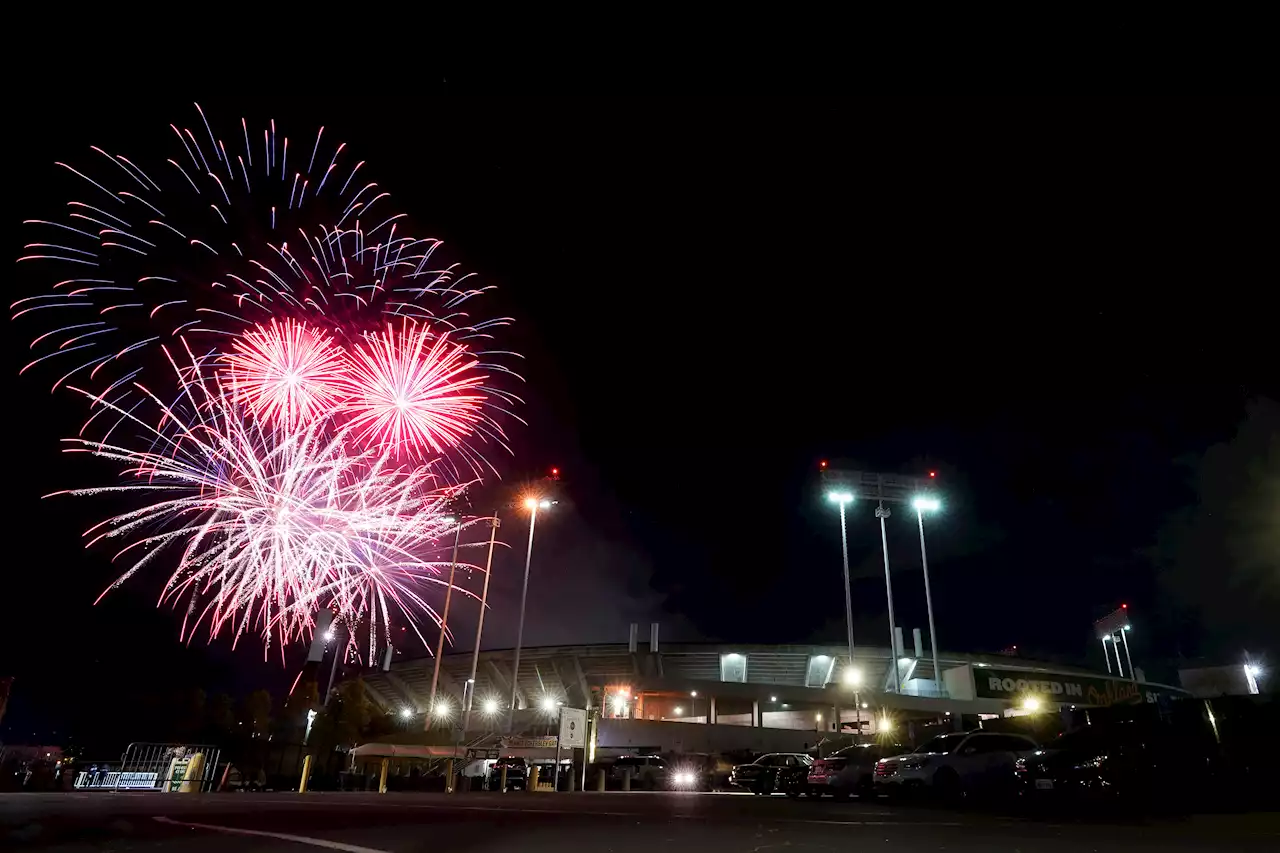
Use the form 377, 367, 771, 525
720, 653, 748, 683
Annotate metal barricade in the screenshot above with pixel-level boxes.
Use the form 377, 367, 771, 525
101, 743, 223, 792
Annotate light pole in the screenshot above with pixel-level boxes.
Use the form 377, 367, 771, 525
461, 514, 501, 735
427, 516, 464, 728
1101, 636, 1113, 674
843, 666, 863, 743
876, 501, 901, 692
1119, 625, 1136, 683
508, 497, 551, 732
827, 490, 857, 670
912, 496, 942, 697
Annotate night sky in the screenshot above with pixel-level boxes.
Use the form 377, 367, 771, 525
3, 97, 1276, 751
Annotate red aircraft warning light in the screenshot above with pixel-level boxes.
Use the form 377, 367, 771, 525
820, 460, 828, 469
929, 471, 936, 478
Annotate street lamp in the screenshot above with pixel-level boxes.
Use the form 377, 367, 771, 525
1022, 696, 1041, 712
482, 698, 500, 716
400, 707, 413, 719
827, 491, 857, 681
508, 497, 553, 731
843, 667, 863, 743
911, 496, 943, 697
433, 700, 451, 719
540, 695, 557, 715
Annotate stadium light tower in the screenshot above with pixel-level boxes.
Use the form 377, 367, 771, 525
461, 514, 501, 736
427, 515, 464, 730
911, 496, 942, 696
508, 495, 554, 732
822, 467, 935, 694
826, 489, 857, 671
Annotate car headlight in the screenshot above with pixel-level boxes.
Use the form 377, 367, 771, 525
673, 771, 694, 786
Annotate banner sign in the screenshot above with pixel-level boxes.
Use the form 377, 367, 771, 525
559, 707, 587, 749
502, 736, 558, 749
974, 668, 1184, 707
74, 771, 159, 790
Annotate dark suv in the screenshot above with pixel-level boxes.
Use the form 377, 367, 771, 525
488, 756, 528, 791
609, 755, 667, 789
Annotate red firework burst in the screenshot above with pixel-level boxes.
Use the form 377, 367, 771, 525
340, 320, 487, 457
222, 318, 346, 429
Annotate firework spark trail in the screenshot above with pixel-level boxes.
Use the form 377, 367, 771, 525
50, 351, 483, 656
15, 103, 523, 477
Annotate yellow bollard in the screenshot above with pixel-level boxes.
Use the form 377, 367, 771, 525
299, 755, 313, 793
445, 758, 455, 794
379, 757, 390, 794
529, 765, 540, 792
178, 752, 205, 793
500, 763, 508, 793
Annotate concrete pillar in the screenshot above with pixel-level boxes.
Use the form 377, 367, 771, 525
752, 699, 760, 727
596, 768, 606, 791
622, 768, 632, 792
708, 696, 716, 724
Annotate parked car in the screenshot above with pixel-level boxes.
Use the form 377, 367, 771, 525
875, 731, 1038, 799
609, 755, 667, 789
1015, 719, 1222, 806
488, 756, 528, 791
730, 753, 813, 796
807, 742, 907, 799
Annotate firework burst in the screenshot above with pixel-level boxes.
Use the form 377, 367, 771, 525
15, 103, 523, 475
340, 319, 489, 460
221, 318, 346, 430
52, 348, 478, 656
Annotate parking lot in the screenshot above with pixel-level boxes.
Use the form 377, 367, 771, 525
4, 790, 1279, 853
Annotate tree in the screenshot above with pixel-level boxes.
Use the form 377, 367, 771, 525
331, 678, 372, 746
243, 689, 272, 738
208, 692, 236, 736
175, 688, 206, 742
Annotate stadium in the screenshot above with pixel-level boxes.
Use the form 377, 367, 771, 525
357, 631, 1189, 758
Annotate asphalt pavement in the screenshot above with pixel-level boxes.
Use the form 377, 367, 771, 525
2, 790, 1277, 852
